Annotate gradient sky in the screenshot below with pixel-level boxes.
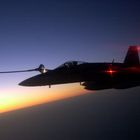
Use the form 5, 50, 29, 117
0, 0, 140, 112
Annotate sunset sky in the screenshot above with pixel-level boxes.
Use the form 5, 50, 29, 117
0, 0, 140, 113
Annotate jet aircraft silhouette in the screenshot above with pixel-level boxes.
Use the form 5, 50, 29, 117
19, 46, 140, 90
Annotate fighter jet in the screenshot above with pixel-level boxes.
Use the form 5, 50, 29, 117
17, 46, 140, 90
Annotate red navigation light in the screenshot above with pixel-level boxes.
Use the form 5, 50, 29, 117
138, 46, 140, 51
107, 69, 113, 74
104, 68, 117, 76
103, 64, 119, 76
129, 46, 140, 52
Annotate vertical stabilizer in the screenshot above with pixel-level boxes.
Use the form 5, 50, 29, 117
124, 46, 140, 66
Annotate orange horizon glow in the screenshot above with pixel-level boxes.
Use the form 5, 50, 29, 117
0, 83, 87, 113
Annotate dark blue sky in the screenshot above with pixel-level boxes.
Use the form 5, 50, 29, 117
0, 0, 139, 101
0, 0, 140, 72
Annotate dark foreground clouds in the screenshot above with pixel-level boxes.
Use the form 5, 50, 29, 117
0, 88, 140, 140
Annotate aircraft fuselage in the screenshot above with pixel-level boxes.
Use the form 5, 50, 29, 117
19, 62, 140, 89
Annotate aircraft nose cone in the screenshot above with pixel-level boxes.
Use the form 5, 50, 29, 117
19, 78, 34, 86
19, 74, 48, 86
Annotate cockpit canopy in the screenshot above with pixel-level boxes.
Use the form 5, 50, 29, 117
56, 61, 86, 69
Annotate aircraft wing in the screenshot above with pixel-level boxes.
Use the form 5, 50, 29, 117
82, 80, 140, 90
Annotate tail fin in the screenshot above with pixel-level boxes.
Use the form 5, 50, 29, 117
124, 46, 140, 66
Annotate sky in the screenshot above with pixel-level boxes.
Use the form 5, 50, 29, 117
0, 0, 140, 112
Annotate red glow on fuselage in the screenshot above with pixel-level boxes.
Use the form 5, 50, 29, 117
123, 66, 140, 73
105, 69, 117, 75
104, 65, 118, 76
129, 45, 140, 52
